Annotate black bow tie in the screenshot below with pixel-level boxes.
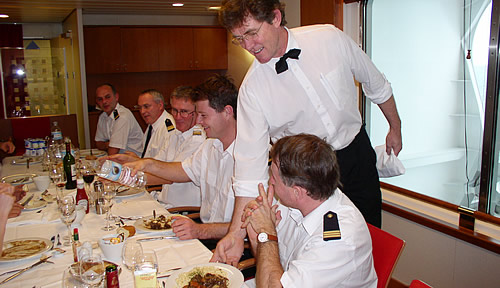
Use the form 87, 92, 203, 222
275, 48, 301, 74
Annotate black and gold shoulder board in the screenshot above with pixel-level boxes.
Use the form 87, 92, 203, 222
113, 109, 120, 120
268, 154, 272, 166
323, 211, 341, 241
165, 119, 175, 132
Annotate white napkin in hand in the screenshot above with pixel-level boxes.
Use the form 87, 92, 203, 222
375, 144, 405, 178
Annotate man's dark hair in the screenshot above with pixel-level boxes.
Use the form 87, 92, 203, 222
97, 83, 117, 95
270, 134, 340, 201
194, 74, 238, 119
219, 0, 287, 31
171, 86, 195, 102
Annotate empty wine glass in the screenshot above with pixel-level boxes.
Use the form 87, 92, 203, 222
79, 254, 105, 288
59, 196, 76, 246
134, 249, 158, 275
122, 239, 143, 271
50, 165, 66, 205
101, 183, 117, 231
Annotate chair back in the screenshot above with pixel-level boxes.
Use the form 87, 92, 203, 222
367, 224, 405, 288
409, 279, 432, 288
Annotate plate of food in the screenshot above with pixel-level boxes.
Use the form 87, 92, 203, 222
11, 156, 42, 165
165, 262, 243, 288
23, 199, 47, 211
0, 237, 52, 262
133, 214, 182, 234
1, 173, 38, 186
115, 186, 145, 198
79, 149, 106, 160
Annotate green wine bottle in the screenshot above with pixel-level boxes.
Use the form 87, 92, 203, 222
63, 139, 76, 189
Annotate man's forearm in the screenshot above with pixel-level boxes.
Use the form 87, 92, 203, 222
95, 141, 108, 151
197, 223, 230, 240
144, 160, 191, 183
378, 95, 401, 131
228, 196, 254, 237
144, 172, 173, 185
256, 241, 284, 288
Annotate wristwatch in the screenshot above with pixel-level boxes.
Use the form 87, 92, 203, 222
257, 232, 278, 243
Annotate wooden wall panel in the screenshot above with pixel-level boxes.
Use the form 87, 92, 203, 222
300, 0, 343, 29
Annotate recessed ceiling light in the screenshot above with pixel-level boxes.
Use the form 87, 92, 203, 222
0, 14, 9, 18
172, 3, 184, 7
208, 6, 221, 11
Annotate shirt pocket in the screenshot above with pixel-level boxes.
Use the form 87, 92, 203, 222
320, 69, 351, 110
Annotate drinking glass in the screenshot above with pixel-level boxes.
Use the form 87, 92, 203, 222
79, 254, 105, 288
59, 196, 76, 246
81, 162, 96, 208
134, 249, 158, 273
50, 165, 66, 205
122, 239, 143, 271
101, 183, 117, 231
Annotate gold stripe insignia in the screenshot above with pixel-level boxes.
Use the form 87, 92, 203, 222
323, 211, 341, 241
165, 119, 175, 132
113, 110, 120, 120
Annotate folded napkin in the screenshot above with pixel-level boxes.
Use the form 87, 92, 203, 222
111, 199, 168, 219
6, 207, 60, 227
375, 144, 406, 178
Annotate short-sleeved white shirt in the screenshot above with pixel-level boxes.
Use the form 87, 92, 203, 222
154, 124, 206, 207
181, 139, 235, 223
142, 110, 176, 159
277, 189, 377, 288
95, 103, 144, 156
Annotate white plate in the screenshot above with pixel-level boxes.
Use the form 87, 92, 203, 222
79, 149, 106, 159
23, 199, 47, 211
11, 157, 42, 165
115, 187, 145, 198
133, 216, 175, 234
0, 237, 52, 262
165, 262, 244, 288
1, 173, 38, 186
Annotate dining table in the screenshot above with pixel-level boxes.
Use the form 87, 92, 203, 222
0, 155, 244, 288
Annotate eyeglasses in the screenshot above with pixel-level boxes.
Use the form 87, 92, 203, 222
170, 108, 195, 117
231, 22, 264, 45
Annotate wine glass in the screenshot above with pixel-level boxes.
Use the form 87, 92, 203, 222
122, 239, 143, 271
79, 254, 105, 288
50, 165, 66, 205
81, 162, 96, 208
134, 249, 158, 273
59, 196, 76, 246
101, 183, 117, 231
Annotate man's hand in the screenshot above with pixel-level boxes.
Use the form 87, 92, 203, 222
0, 141, 15, 154
0, 183, 15, 195
8, 203, 23, 218
385, 128, 402, 156
210, 233, 244, 267
124, 159, 150, 176
100, 153, 139, 165
244, 184, 278, 235
171, 216, 199, 240
13, 185, 26, 202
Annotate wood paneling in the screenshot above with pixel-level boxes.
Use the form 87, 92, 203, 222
121, 28, 159, 72
0, 24, 23, 48
84, 27, 121, 74
300, 0, 343, 29
158, 28, 194, 71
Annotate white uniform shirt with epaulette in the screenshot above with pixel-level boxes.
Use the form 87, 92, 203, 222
275, 188, 377, 288
142, 110, 176, 159
154, 124, 205, 207
95, 103, 144, 156
181, 139, 235, 224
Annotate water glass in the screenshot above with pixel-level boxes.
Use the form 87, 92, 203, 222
101, 183, 117, 231
79, 254, 105, 288
122, 239, 143, 271
59, 196, 76, 246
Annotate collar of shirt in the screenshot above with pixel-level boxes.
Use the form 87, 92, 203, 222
106, 103, 121, 119
265, 27, 301, 71
211, 138, 235, 155
150, 110, 170, 132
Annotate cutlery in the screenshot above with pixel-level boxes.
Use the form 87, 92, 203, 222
0, 255, 52, 284
137, 236, 177, 242
11, 177, 28, 184
20, 194, 34, 206
56, 234, 62, 246
50, 236, 56, 247
157, 267, 182, 278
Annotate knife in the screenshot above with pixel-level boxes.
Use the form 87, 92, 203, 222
0, 255, 52, 284
137, 236, 177, 242
20, 194, 34, 206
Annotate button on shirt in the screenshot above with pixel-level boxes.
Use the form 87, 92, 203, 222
95, 103, 144, 156
234, 25, 393, 198
143, 110, 176, 159
181, 139, 235, 224
277, 189, 377, 288
154, 125, 206, 207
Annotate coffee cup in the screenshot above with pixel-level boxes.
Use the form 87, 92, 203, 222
99, 234, 125, 262
33, 175, 50, 192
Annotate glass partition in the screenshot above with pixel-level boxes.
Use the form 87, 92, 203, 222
1, 39, 69, 118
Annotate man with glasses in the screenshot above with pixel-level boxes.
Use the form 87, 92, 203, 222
212, 0, 402, 265
95, 83, 144, 156
136, 89, 176, 159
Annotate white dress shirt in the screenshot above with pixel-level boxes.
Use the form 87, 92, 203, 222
154, 124, 205, 207
95, 103, 144, 156
233, 25, 393, 197
277, 189, 377, 288
142, 110, 176, 159
182, 139, 235, 224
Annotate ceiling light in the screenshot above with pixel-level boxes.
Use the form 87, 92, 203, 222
208, 6, 221, 11
0, 14, 9, 18
172, 3, 184, 7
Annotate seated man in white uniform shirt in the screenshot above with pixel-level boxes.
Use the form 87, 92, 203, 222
242, 134, 377, 288
94, 83, 144, 156
124, 74, 238, 241
105, 86, 206, 208
136, 89, 176, 159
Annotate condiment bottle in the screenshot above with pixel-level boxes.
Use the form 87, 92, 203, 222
72, 228, 81, 262
76, 178, 89, 213
106, 264, 120, 288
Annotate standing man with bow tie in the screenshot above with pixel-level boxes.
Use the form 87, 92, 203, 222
212, 0, 402, 266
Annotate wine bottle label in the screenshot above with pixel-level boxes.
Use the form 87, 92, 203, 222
52, 131, 62, 140
71, 164, 76, 181
134, 270, 157, 288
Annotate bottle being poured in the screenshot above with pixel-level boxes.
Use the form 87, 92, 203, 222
97, 160, 147, 188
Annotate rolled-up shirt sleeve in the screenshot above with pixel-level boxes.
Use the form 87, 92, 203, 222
233, 83, 270, 198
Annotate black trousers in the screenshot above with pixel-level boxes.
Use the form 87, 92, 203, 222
335, 125, 381, 227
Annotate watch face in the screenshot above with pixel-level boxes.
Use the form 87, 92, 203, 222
258, 232, 268, 243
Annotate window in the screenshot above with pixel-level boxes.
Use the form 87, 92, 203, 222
365, 0, 499, 217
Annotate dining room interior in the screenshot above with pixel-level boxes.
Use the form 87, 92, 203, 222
0, 0, 499, 287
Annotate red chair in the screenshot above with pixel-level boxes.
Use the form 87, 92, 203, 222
409, 279, 432, 288
367, 224, 405, 288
